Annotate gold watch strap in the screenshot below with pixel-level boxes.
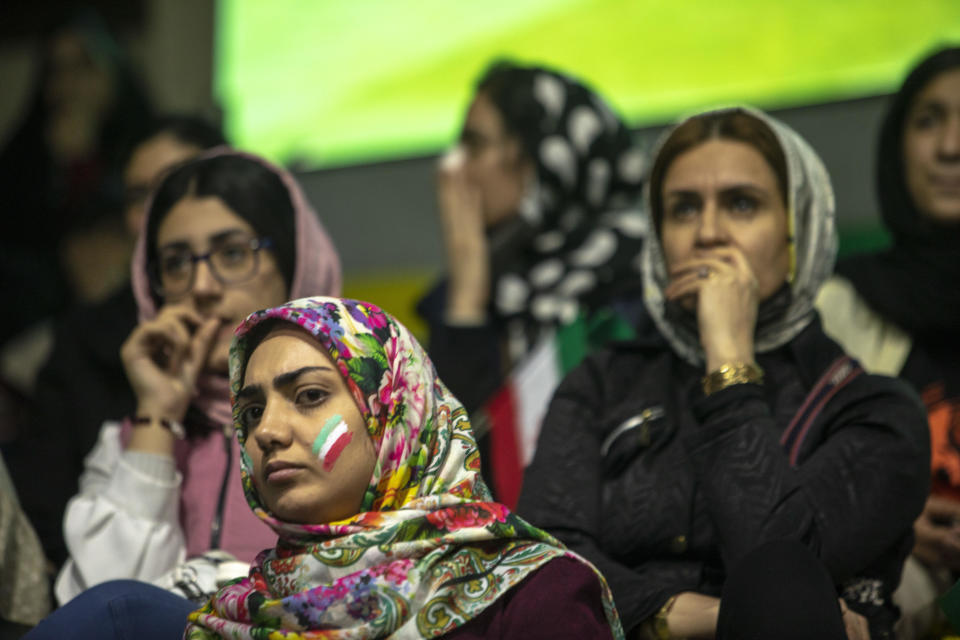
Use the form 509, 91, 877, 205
653, 594, 678, 639
701, 361, 764, 396
636, 594, 681, 640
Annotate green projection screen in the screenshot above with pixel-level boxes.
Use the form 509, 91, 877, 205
215, 1, 960, 169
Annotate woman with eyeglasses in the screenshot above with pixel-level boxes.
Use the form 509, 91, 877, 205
53, 150, 342, 606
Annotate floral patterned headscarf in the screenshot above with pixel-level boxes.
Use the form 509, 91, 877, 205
186, 297, 622, 639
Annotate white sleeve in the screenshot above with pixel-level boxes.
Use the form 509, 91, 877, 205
54, 421, 187, 605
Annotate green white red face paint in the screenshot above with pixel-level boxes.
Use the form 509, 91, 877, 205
312, 414, 352, 472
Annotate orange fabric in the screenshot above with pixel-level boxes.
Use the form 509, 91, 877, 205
925, 384, 960, 502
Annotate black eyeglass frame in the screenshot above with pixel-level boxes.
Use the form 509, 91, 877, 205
148, 236, 274, 299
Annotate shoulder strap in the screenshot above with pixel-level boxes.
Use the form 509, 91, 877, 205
779, 355, 864, 467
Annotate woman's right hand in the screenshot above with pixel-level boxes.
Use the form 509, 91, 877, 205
436, 147, 489, 324
662, 593, 870, 640
664, 246, 759, 372
121, 306, 221, 423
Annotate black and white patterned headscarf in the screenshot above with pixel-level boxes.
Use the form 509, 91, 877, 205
481, 63, 647, 341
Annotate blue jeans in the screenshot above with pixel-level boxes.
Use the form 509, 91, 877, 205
24, 580, 198, 640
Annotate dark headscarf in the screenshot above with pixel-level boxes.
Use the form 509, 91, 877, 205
476, 62, 647, 345
838, 46, 960, 340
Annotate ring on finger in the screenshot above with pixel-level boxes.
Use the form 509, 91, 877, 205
697, 267, 711, 279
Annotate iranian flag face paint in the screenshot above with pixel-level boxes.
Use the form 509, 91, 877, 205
312, 414, 353, 472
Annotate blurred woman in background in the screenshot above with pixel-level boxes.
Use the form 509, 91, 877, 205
817, 45, 960, 638
418, 61, 647, 499
420, 61, 646, 412
0, 10, 153, 347
54, 150, 341, 605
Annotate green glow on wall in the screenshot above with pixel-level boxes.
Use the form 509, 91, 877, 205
215, 0, 960, 168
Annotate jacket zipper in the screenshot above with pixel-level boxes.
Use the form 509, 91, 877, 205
209, 424, 232, 550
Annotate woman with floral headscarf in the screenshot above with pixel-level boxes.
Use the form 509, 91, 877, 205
517, 107, 929, 639
418, 60, 647, 416
25, 297, 622, 640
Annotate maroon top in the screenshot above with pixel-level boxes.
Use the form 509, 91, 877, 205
442, 556, 615, 639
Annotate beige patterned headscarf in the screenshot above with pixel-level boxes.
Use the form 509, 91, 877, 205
0, 456, 51, 625
640, 106, 837, 366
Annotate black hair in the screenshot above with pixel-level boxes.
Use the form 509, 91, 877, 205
145, 155, 296, 303
474, 61, 544, 161
472, 59, 640, 230
236, 318, 287, 392
120, 114, 227, 170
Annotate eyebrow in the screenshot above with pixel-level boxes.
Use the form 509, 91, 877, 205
911, 100, 948, 114
158, 228, 252, 252
238, 365, 335, 400
665, 183, 767, 197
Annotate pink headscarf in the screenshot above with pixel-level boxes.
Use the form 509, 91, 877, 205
125, 148, 342, 561
130, 147, 342, 425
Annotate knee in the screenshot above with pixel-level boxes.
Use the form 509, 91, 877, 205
725, 539, 835, 600
73, 579, 152, 603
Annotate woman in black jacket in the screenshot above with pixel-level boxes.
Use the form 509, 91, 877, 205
518, 107, 929, 639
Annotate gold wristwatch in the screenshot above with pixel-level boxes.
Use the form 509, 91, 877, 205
701, 361, 764, 396
637, 595, 678, 640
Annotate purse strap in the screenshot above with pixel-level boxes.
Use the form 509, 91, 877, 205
779, 355, 863, 467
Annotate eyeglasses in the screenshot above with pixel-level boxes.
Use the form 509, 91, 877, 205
150, 236, 273, 298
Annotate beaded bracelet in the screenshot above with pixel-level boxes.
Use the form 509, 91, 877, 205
130, 416, 186, 440
701, 361, 764, 396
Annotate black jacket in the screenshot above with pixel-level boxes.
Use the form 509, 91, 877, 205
517, 317, 929, 638
416, 280, 506, 416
